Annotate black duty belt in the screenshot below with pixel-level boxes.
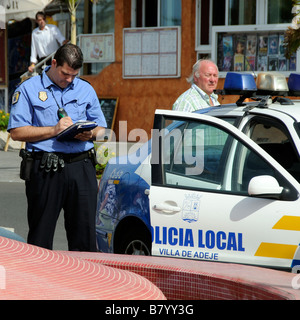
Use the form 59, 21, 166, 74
32, 150, 93, 163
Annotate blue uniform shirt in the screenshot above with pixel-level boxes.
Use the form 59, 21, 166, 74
8, 67, 107, 153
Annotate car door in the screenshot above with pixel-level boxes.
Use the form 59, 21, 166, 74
149, 110, 300, 270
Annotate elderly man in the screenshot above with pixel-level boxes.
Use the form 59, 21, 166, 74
173, 59, 220, 112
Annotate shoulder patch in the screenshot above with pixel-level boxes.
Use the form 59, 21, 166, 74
12, 91, 20, 105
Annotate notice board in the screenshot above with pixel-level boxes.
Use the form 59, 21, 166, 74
123, 27, 181, 79
79, 33, 115, 63
99, 97, 118, 140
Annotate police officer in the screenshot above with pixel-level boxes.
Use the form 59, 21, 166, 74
8, 43, 107, 252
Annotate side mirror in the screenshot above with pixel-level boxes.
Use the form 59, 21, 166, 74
248, 175, 283, 199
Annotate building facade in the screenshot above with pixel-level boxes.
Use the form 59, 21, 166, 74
79, 0, 296, 141
1, 0, 296, 141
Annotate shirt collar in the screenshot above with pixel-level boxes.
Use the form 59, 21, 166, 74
37, 25, 49, 33
192, 84, 218, 101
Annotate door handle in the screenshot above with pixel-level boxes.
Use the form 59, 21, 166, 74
152, 203, 181, 214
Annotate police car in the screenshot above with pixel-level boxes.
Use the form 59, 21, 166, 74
96, 71, 300, 271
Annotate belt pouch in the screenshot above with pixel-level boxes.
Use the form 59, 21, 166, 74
19, 149, 33, 181
20, 155, 33, 181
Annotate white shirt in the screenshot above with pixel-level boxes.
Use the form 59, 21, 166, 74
30, 24, 65, 64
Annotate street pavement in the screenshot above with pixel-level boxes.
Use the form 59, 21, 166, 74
0, 142, 142, 250
0, 149, 22, 183
0, 148, 68, 250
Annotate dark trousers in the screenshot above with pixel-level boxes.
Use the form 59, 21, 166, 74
25, 157, 98, 251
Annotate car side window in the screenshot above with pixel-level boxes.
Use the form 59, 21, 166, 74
163, 120, 230, 190
160, 117, 295, 197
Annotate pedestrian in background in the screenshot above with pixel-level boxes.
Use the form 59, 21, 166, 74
173, 59, 220, 112
28, 11, 68, 73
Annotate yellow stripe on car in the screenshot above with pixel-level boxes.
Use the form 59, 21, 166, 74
255, 243, 298, 259
272, 216, 300, 231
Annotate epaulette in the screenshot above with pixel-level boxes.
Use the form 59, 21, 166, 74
14, 74, 36, 89
19, 75, 32, 85
79, 77, 91, 85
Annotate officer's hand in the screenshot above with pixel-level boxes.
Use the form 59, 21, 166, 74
55, 116, 73, 135
75, 130, 94, 141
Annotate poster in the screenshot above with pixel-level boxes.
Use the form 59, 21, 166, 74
278, 57, 287, 71
8, 33, 31, 76
268, 56, 278, 71
279, 34, 286, 55
234, 54, 244, 71
245, 55, 256, 71
235, 35, 246, 55
257, 55, 268, 71
217, 32, 296, 72
268, 35, 279, 55
222, 36, 233, 71
246, 35, 257, 56
79, 33, 115, 63
258, 35, 268, 55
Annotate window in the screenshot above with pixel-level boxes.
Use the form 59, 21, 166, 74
197, 0, 297, 72
158, 116, 297, 198
212, 0, 225, 26
228, 0, 256, 25
231, 141, 276, 193
160, 0, 181, 26
91, 0, 115, 75
163, 120, 231, 190
92, 0, 115, 34
268, 0, 293, 24
133, 0, 181, 27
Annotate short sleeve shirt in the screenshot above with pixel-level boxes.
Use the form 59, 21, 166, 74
8, 67, 107, 153
172, 84, 220, 112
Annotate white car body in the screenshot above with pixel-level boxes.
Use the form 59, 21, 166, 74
150, 109, 300, 270
97, 72, 300, 271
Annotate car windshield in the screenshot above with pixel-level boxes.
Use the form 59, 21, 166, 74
245, 118, 300, 183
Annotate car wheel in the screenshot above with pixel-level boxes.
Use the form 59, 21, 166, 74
122, 231, 151, 256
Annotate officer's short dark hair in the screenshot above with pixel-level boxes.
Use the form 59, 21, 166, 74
54, 43, 83, 70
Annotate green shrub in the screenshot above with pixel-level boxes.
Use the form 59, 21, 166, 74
0, 110, 9, 131
95, 144, 116, 179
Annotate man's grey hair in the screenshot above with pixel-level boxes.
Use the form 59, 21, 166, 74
187, 59, 218, 84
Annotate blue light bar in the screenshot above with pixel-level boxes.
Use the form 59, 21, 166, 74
224, 72, 257, 93
288, 73, 300, 94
